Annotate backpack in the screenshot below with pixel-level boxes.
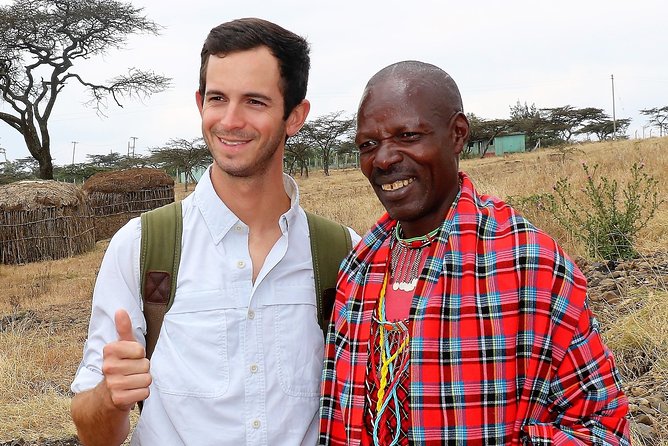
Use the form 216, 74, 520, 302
139, 201, 352, 359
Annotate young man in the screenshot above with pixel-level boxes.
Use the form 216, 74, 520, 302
71, 18, 357, 445
319, 61, 630, 445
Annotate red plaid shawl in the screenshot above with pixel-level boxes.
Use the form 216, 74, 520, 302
319, 172, 630, 445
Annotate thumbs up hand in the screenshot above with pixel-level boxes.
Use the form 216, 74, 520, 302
101, 309, 152, 412
114, 309, 137, 342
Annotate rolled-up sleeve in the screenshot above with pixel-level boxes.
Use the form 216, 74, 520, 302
71, 218, 146, 394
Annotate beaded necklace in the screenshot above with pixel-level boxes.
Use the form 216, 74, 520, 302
389, 223, 440, 292
371, 223, 440, 445
372, 272, 410, 446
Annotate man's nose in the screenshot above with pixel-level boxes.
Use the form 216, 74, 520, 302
373, 140, 402, 171
219, 102, 245, 130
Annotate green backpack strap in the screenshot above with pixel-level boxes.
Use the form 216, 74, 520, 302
140, 201, 183, 360
139, 205, 350, 361
305, 211, 353, 338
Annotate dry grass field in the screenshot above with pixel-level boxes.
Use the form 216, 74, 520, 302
0, 137, 666, 444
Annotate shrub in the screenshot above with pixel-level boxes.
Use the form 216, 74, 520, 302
549, 162, 662, 260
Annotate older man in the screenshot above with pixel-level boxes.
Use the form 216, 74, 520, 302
319, 61, 630, 445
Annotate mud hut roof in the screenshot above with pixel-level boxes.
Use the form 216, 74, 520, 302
83, 168, 174, 193
0, 180, 87, 211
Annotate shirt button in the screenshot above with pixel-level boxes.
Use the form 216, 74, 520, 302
234, 225, 243, 232
247, 310, 255, 320
237, 260, 245, 269
252, 419, 261, 429
250, 364, 259, 373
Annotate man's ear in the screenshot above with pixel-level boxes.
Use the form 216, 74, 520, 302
452, 112, 470, 155
195, 91, 204, 115
286, 99, 311, 137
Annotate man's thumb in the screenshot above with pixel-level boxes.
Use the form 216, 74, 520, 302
115, 309, 136, 342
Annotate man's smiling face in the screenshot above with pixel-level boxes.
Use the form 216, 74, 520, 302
356, 75, 466, 237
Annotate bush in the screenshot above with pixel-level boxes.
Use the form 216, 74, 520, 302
549, 162, 662, 260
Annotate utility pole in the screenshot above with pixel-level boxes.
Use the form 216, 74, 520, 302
611, 74, 617, 140
129, 136, 139, 157
71, 141, 78, 165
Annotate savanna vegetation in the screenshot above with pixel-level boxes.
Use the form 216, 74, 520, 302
0, 137, 666, 444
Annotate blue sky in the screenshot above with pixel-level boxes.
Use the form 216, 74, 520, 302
1, 0, 666, 164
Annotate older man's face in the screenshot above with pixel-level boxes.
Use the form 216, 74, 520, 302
355, 77, 467, 237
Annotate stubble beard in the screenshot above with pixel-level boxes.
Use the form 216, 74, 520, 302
208, 124, 286, 178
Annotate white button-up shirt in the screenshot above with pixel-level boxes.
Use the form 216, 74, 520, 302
71, 167, 358, 445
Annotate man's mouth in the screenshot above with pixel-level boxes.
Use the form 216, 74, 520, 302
219, 138, 249, 146
380, 178, 414, 191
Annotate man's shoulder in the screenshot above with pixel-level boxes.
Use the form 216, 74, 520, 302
300, 208, 362, 245
466, 192, 540, 235
108, 215, 142, 249
458, 186, 571, 261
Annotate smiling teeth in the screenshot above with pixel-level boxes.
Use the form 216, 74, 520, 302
381, 178, 413, 191
220, 137, 247, 145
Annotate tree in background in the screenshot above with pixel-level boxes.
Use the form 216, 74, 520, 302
88, 152, 153, 169
335, 138, 359, 169
538, 106, 630, 144
539, 106, 584, 143
466, 113, 511, 157
0, 0, 171, 179
300, 111, 355, 175
149, 138, 211, 191
640, 106, 668, 137
508, 101, 545, 150
578, 114, 631, 141
52, 151, 150, 182
285, 129, 313, 177
0, 157, 39, 184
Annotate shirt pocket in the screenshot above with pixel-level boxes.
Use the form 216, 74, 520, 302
150, 290, 232, 398
270, 286, 324, 398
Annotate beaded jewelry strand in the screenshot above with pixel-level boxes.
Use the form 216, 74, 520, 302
372, 273, 411, 446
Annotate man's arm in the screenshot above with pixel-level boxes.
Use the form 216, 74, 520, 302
520, 242, 630, 445
522, 304, 630, 444
71, 381, 132, 446
71, 310, 151, 446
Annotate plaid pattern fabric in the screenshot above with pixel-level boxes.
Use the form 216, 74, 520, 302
319, 172, 630, 445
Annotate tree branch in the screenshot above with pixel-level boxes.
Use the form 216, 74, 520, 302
63, 68, 170, 114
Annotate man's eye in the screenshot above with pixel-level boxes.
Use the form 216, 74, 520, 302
400, 132, 420, 140
208, 96, 224, 102
357, 140, 377, 152
248, 99, 267, 106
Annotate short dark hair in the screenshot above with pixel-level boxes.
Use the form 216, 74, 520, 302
199, 18, 310, 120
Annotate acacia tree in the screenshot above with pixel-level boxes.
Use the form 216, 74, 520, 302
539, 106, 584, 143
640, 106, 668, 137
508, 101, 545, 149
467, 114, 511, 157
0, 0, 171, 179
285, 129, 313, 177
301, 111, 355, 176
149, 138, 211, 191
578, 114, 631, 141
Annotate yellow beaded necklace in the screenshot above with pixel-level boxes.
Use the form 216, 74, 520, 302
375, 273, 411, 413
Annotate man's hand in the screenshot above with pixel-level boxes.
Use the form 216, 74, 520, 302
101, 309, 152, 412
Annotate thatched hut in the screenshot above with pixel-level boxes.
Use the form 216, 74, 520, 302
83, 168, 174, 241
0, 180, 96, 264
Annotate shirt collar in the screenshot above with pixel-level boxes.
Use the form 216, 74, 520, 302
193, 165, 301, 244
